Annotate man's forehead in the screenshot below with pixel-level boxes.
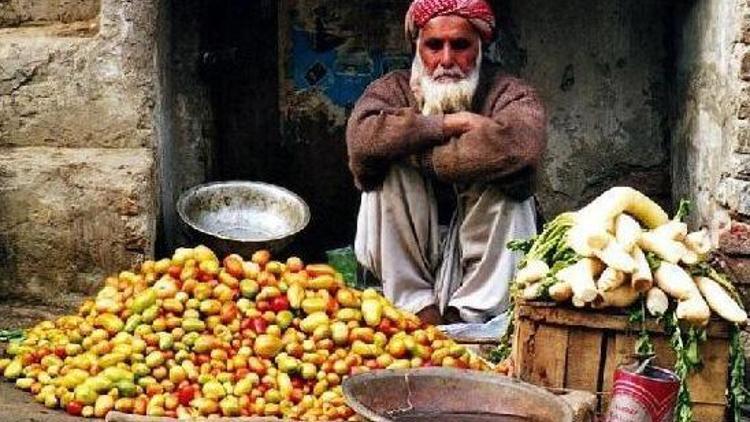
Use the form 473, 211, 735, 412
421, 16, 480, 39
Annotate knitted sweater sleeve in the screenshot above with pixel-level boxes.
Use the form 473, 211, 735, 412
345, 72, 445, 191
428, 75, 547, 186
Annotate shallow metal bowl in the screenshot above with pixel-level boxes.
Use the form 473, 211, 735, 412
343, 368, 573, 422
176, 181, 310, 259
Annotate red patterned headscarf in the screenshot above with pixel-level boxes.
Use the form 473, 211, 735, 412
405, 0, 496, 43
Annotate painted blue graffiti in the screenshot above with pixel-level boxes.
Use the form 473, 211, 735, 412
292, 28, 411, 107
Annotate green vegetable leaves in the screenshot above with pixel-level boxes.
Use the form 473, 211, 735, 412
645, 251, 662, 272
629, 299, 655, 358
507, 238, 535, 254
0, 330, 24, 343
662, 310, 706, 422
489, 308, 514, 364
729, 325, 748, 422
675, 199, 692, 222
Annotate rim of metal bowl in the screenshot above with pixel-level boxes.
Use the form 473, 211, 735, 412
176, 180, 311, 243
342, 367, 574, 422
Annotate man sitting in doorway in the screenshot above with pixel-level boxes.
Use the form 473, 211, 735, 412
345, 0, 547, 325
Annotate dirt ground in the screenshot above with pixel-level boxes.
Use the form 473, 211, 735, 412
0, 381, 88, 421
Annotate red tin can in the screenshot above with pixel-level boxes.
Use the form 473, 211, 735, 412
605, 363, 680, 422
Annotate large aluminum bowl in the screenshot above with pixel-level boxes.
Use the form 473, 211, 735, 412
343, 367, 573, 422
176, 181, 310, 259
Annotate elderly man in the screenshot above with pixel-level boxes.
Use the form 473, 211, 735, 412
346, 0, 547, 325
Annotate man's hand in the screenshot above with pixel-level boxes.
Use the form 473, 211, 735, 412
416, 305, 442, 325
443, 111, 494, 138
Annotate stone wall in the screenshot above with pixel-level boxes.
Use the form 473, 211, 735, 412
0, 0, 159, 303
0, 0, 99, 28
671, 0, 746, 232
669, 1, 750, 303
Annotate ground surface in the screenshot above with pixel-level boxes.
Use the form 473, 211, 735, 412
0, 381, 87, 421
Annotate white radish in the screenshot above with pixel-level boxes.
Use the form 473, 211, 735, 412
654, 262, 700, 300
572, 297, 587, 308
615, 214, 642, 252
631, 246, 653, 292
597, 267, 626, 292
680, 249, 699, 266
646, 287, 669, 316
515, 260, 550, 286
557, 258, 605, 303
595, 284, 640, 308
522, 282, 547, 301
639, 232, 687, 264
594, 238, 636, 273
685, 229, 712, 255
695, 276, 747, 323
653, 220, 688, 241
676, 296, 711, 326
566, 225, 609, 257
549, 281, 573, 302
575, 186, 669, 229
591, 295, 609, 309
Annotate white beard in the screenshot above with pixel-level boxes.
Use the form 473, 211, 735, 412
411, 45, 481, 116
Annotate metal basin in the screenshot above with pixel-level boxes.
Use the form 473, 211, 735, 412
176, 181, 310, 259
343, 368, 573, 422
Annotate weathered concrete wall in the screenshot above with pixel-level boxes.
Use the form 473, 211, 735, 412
0, 0, 159, 302
493, 0, 672, 216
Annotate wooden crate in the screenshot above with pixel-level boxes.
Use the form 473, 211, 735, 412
512, 303, 730, 421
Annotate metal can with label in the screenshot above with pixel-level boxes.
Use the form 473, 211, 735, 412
606, 363, 680, 422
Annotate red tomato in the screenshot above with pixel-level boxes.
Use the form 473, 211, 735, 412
66, 401, 84, 416
146, 384, 164, 397
54, 346, 67, 359
196, 354, 210, 365
377, 318, 393, 333
21, 354, 37, 366
177, 386, 195, 407
235, 367, 250, 381
241, 318, 252, 330
291, 377, 304, 389
251, 317, 267, 334
326, 296, 339, 314
35, 347, 51, 360
167, 266, 182, 279
270, 296, 290, 312
220, 303, 238, 323
256, 301, 270, 312
290, 388, 304, 404
198, 271, 214, 282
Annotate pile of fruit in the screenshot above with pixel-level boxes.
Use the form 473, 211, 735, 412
0, 247, 488, 420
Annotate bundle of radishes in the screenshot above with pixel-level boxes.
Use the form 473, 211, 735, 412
513, 187, 746, 326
